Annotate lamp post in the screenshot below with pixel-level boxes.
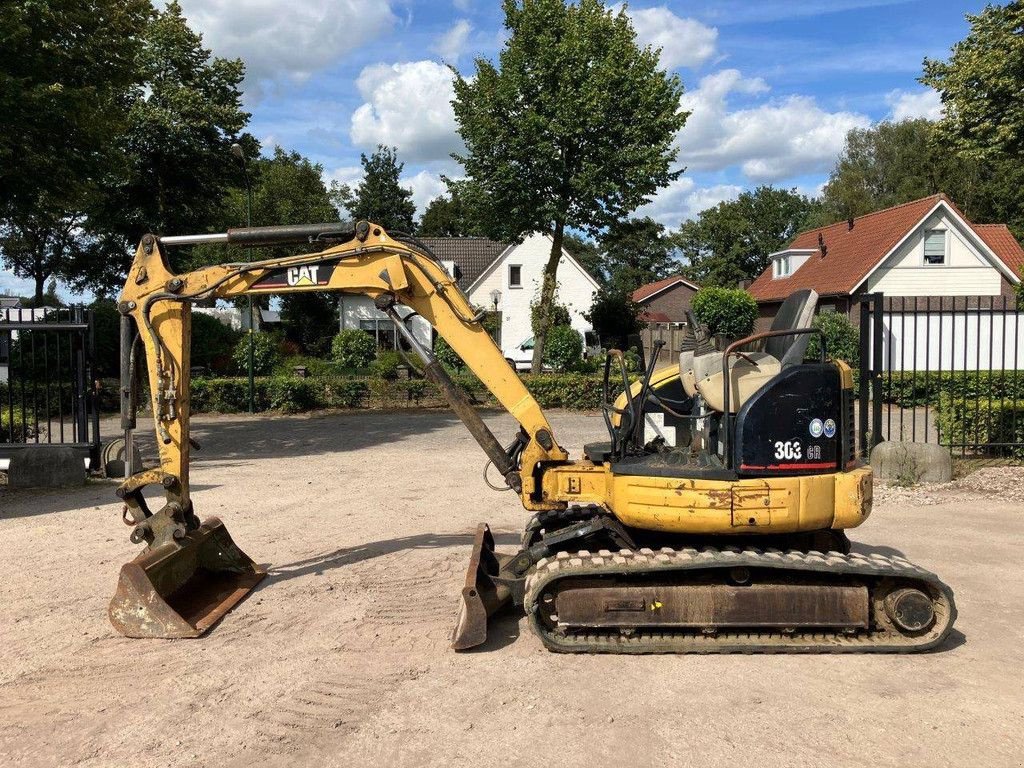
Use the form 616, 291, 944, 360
489, 288, 502, 347
231, 142, 255, 415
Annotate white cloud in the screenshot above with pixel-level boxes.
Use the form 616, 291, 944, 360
626, 6, 718, 69
435, 19, 473, 62
677, 69, 871, 182
176, 0, 396, 88
453, 0, 472, 10
405, 170, 450, 215
636, 178, 744, 227
0, 270, 35, 298
886, 88, 943, 121
350, 61, 462, 163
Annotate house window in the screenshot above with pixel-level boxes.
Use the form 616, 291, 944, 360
924, 229, 946, 265
359, 318, 397, 350
508, 264, 522, 288
774, 255, 791, 278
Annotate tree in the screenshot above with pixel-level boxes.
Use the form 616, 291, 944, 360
922, 2, 1024, 162
600, 217, 678, 294
191, 146, 343, 354
336, 146, 415, 233
452, 0, 686, 372
677, 187, 818, 286
811, 119, 979, 225
584, 288, 643, 348
76, 1, 252, 293
418, 188, 475, 236
0, 0, 151, 302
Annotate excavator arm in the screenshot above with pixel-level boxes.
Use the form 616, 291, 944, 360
110, 221, 569, 639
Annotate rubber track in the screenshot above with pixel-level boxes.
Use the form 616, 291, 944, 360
524, 546, 957, 654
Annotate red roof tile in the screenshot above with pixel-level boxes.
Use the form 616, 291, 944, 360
973, 224, 1024, 278
632, 274, 699, 303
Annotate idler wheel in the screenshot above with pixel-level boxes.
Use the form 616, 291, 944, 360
884, 588, 935, 633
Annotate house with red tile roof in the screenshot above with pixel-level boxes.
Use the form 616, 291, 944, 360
747, 194, 1023, 322
631, 274, 701, 325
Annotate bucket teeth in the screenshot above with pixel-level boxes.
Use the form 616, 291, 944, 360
108, 517, 266, 638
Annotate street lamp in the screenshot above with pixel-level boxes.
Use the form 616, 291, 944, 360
231, 142, 255, 415
489, 289, 502, 346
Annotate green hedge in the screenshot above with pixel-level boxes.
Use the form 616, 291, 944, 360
879, 370, 1024, 407
936, 395, 1024, 458
87, 371, 633, 416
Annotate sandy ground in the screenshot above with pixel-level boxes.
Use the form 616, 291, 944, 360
2, 409, 1023, 768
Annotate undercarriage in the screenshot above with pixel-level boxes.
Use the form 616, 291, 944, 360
455, 507, 956, 654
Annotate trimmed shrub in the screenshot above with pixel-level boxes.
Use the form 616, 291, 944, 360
691, 287, 758, 339
371, 350, 405, 380
433, 336, 464, 370
543, 326, 583, 372
232, 332, 280, 376
936, 395, 1024, 458
331, 329, 376, 369
807, 312, 859, 366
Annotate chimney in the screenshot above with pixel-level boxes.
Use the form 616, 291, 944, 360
848, 217, 854, 231
818, 232, 827, 258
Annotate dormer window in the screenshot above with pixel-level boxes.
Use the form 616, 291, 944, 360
774, 254, 791, 278
924, 229, 946, 265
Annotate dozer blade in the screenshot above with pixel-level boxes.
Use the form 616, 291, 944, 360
109, 517, 266, 638
451, 523, 513, 651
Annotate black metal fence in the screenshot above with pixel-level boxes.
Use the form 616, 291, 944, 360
1, 306, 101, 466
857, 292, 1024, 460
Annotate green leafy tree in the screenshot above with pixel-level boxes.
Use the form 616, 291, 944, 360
335, 145, 415, 233
78, 1, 252, 293
922, 2, 1024, 162
677, 186, 818, 286
192, 147, 344, 355
418, 188, 475, 236
584, 288, 644, 348
452, 0, 686, 372
690, 287, 758, 340
0, 0, 151, 303
601, 217, 678, 294
810, 119, 979, 226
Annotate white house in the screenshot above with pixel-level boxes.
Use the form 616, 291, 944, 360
337, 232, 600, 357
749, 193, 1023, 315
747, 193, 1024, 370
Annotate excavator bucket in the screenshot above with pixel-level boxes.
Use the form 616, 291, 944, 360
451, 523, 513, 650
109, 517, 266, 638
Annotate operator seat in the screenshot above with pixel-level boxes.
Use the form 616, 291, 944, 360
680, 289, 819, 412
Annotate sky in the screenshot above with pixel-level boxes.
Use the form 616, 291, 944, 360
0, 0, 990, 299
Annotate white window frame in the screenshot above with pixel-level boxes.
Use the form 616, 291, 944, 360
508, 263, 523, 288
774, 255, 791, 278
923, 229, 947, 266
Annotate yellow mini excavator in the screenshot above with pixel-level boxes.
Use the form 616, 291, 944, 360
109, 221, 956, 652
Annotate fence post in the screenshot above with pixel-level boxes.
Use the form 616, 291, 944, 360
871, 293, 883, 452
858, 299, 870, 458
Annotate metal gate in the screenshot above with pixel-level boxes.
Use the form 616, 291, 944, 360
856, 292, 1024, 460
857, 293, 884, 458
1, 306, 101, 467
